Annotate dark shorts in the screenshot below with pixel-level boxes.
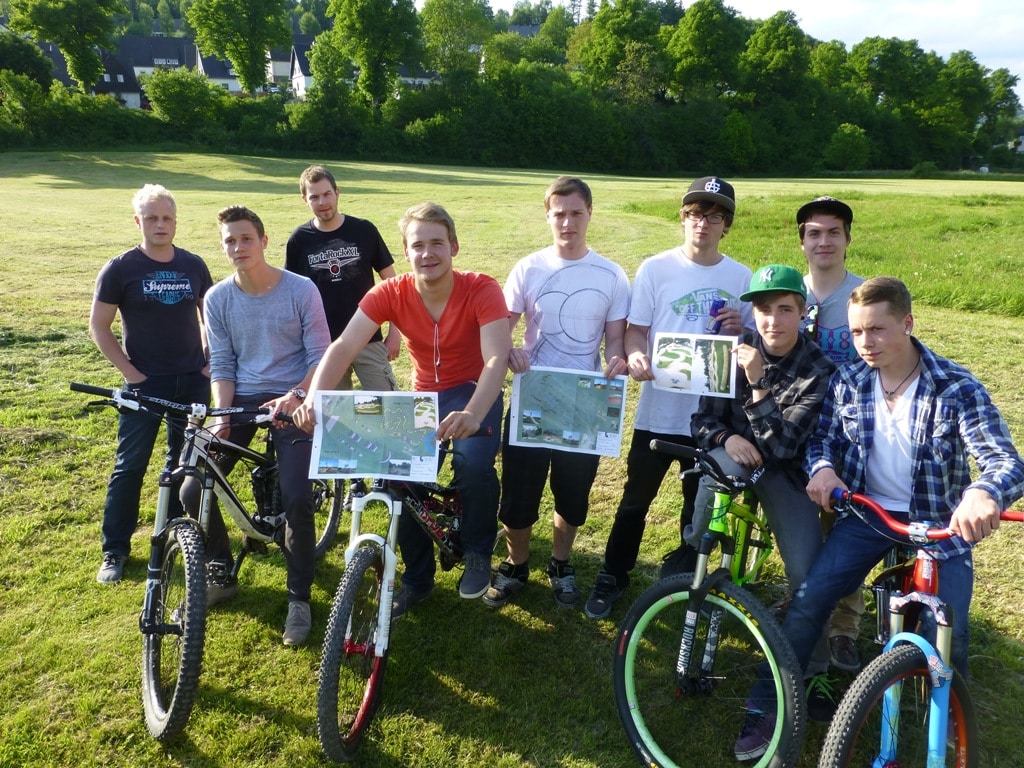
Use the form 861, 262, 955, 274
498, 411, 601, 529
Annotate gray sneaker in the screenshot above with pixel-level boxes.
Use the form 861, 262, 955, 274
584, 572, 625, 619
482, 561, 528, 608
283, 601, 312, 646
96, 552, 127, 584
546, 561, 581, 609
459, 552, 491, 599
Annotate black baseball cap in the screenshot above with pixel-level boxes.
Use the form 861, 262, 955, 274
682, 176, 735, 213
796, 196, 853, 226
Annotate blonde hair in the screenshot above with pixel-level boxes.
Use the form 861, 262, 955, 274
398, 202, 458, 247
132, 184, 175, 216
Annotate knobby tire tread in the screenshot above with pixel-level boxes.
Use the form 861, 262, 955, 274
141, 523, 207, 741
819, 642, 978, 768
317, 545, 387, 763
313, 478, 344, 559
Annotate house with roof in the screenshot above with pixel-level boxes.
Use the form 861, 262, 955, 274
289, 38, 314, 99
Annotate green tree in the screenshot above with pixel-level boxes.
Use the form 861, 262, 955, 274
9, 0, 126, 88
665, 0, 746, 98
298, 10, 322, 35
568, 0, 661, 85
534, 5, 572, 53
421, 0, 492, 76
186, 0, 291, 93
848, 36, 938, 109
0, 29, 55, 88
809, 40, 849, 90
738, 10, 810, 101
508, 0, 550, 25
0, 69, 51, 139
326, 0, 419, 109
139, 66, 219, 130
823, 122, 870, 171
156, 0, 175, 36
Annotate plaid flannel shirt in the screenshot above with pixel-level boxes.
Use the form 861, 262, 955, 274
692, 332, 836, 484
805, 339, 1024, 558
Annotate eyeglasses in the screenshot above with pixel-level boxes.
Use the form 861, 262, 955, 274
684, 212, 726, 225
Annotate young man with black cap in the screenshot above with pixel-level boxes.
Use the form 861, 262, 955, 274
689, 264, 839, 736
798, 195, 867, 672
585, 176, 754, 620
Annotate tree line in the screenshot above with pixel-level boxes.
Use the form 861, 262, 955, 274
1, 0, 1022, 175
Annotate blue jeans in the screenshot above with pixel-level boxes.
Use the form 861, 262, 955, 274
398, 382, 502, 591
179, 392, 317, 603
100, 372, 211, 558
748, 510, 975, 712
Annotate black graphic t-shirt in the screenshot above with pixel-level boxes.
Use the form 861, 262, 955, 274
284, 215, 394, 341
94, 246, 213, 375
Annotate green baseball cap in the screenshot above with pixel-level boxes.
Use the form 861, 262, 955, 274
740, 264, 807, 302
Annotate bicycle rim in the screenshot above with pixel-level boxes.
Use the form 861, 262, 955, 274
317, 545, 387, 763
141, 523, 207, 741
613, 575, 804, 768
820, 643, 978, 768
312, 478, 344, 559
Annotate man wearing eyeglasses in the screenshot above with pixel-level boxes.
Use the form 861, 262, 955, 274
585, 176, 754, 620
798, 196, 868, 674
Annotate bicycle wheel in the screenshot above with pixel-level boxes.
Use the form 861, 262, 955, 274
317, 544, 387, 763
141, 522, 208, 741
819, 642, 978, 768
613, 574, 805, 768
312, 478, 344, 559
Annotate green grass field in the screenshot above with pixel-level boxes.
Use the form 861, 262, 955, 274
1, 152, 1024, 768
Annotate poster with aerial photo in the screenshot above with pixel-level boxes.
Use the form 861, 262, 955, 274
509, 366, 628, 457
650, 332, 738, 398
309, 391, 440, 481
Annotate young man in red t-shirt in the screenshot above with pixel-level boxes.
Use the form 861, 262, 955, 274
295, 202, 511, 614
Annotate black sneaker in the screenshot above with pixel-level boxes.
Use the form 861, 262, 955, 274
805, 673, 839, 723
659, 544, 699, 579
829, 635, 862, 672
584, 572, 626, 619
482, 561, 528, 608
546, 561, 581, 609
734, 710, 775, 761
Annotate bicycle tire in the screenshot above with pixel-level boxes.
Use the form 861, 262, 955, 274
317, 544, 387, 763
141, 522, 208, 741
313, 478, 344, 559
819, 642, 978, 768
613, 574, 805, 768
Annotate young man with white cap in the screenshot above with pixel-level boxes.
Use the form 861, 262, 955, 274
585, 176, 753, 620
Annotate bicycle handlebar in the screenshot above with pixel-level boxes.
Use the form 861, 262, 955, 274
649, 439, 763, 490
70, 382, 274, 423
829, 488, 1023, 543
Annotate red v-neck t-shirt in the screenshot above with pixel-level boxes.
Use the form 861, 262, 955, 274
360, 271, 509, 391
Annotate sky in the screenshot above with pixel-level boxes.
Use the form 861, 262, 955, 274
491, 0, 1024, 102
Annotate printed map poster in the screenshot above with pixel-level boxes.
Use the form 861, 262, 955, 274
509, 366, 627, 457
650, 332, 738, 399
310, 391, 440, 482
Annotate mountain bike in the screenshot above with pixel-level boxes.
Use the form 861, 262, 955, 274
819, 489, 1023, 768
71, 382, 343, 740
316, 433, 502, 763
612, 440, 805, 768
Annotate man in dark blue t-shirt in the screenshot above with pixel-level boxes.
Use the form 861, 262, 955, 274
89, 184, 213, 584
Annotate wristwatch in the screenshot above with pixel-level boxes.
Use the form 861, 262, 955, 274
289, 388, 307, 400
750, 376, 770, 391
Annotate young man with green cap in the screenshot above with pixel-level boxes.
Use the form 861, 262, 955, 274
689, 264, 839, 730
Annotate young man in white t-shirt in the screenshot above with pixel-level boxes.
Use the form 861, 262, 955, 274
585, 176, 754, 620
484, 176, 631, 609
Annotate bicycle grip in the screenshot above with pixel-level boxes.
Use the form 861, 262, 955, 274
70, 382, 118, 398
649, 439, 698, 460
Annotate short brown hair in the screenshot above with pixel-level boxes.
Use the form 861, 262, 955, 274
217, 205, 265, 239
544, 176, 592, 210
849, 276, 912, 317
399, 202, 458, 247
299, 164, 337, 197
681, 200, 735, 230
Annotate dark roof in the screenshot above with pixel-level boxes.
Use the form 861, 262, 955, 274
93, 49, 141, 96
110, 34, 197, 70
